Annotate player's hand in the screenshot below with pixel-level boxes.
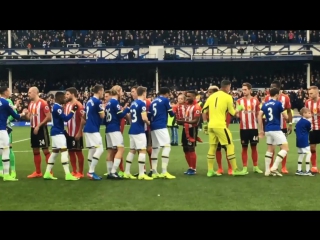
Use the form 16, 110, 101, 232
124, 103, 129, 109
287, 124, 292, 135
33, 126, 39, 135
203, 121, 208, 134
75, 132, 81, 141
259, 131, 265, 138
72, 104, 78, 112
176, 119, 184, 125
22, 108, 28, 114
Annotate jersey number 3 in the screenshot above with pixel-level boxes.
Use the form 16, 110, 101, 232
131, 109, 137, 123
267, 107, 273, 121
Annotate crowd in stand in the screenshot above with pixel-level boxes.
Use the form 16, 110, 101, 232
0, 30, 318, 48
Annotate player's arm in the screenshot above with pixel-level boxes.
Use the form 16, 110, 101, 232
57, 106, 75, 122
202, 98, 210, 122
165, 99, 174, 117
227, 95, 237, 116
257, 110, 265, 133
8, 100, 17, 122
38, 104, 51, 128
255, 100, 260, 119
141, 105, 150, 125
98, 102, 105, 119
5, 102, 25, 120
180, 105, 201, 124
235, 99, 241, 117
117, 104, 130, 118
285, 96, 293, 124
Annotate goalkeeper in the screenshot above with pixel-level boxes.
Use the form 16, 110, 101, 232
0, 98, 18, 178
202, 80, 246, 177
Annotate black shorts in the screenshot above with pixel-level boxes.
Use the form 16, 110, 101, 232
309, 130, 320, 144
240, 129, 259, 146
30, 126, 50, 148
182, 127, 197, 147
282, 129, 287, 134
145, 130, 151, 147
66, 135, 84, 150
217, 142, 226, 151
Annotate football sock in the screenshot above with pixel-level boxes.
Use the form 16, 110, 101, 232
189, 151, 197, 169
282, 155, 287, 169
0, 154, 3, 172
151, 147, 160, 173
87, 148, 96, 169
106, 161, 113, 174
9, 148, 15, 171
311, 150, 317, 168
119, 158, 124, 172
297, 153, 304, 171
216, 150, 222, 169
265, 151, 273, 172
75, 150, 84, 174
138, 153, 146, 175
269, 151, 274, 168
225, 144, 237, 170
272, 150, 287, 170
207, 145, 216, 170
33, 150, 42, 174
125, 152, 135, 174
43, 149, 50, 164
241, 146, 248, 167
68, 150, 77, 173
61, 151, 70, 174
251, 145, 258, 166
111, 158, 121, 174
184, 152, 190, 168
2, 148, 10, 174
45, 152, 58, 173
161, 146, 171, 173
306, 151, 311, 172
89, 146, 103, 173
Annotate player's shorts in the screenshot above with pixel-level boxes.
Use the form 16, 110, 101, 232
298, 146, 310, 154
265, 131, 287, 146
84, 132, 103, 148
309, 130, 320, 144
52, 134, 67, 149
129, 133, 147, 150
240, 129, 259, 146
30, 126, 50, 148
208, 128, 233, 146
151, 128, 171, 148
0, 130, 10, 149
66, 135, 84, 150
105, 131, 124, 149
282, 129, 287, 135
182, 127, 198, 147
216, 142, 226, 151
145, 130, 152, 147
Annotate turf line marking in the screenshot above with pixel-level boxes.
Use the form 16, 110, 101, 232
12, 139, 240, 153
13, 138, 30, 143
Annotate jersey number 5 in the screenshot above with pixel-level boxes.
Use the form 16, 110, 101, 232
267, 107, 273, 121
153, 104, 157, 116
131, 109, 137, 123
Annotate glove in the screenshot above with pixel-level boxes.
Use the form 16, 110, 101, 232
72, 104, 78, 112
236, 104, 244, 111
202, 121, 208, 134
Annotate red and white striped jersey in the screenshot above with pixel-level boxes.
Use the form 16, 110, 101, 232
185, 103, 202, 128
265, 93, 291, 129
176, 103, 187, 120
144, 99, 151, 131
305, 98, 320, 130
28, 99, 50, 128
237, 97, 260, 129
65, 101, 85, 137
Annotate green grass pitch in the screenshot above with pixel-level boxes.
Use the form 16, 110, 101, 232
2, 124, 320, 210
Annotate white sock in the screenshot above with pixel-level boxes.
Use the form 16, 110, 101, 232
297, 153, 305, 171
138, 153, 146, 176
106, 161, 113, 174
111, 158, 121, 173
151, 148, 160, 173
87, 148, 96, 168
2, 148, 10, 174
89, 157, 99, 173
306, 152, 311, 172
125, 152, 135, 174
46, 152, 58, 173
162, 157, 169, 173
271, 150, 287, 170
264, 151, 273, 172
61, 151, 70, 174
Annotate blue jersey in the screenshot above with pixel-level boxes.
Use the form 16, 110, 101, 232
105, 98, 130, 133
83, 97, 104, 133
295, 118, 311, 148
261, 99, 284, 132
129, 99, 147, 135
149, 96, 174, 131
0, 98, 20, 130
51, 103, 74, 136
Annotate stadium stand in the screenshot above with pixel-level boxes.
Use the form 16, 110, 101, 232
0, 30, 312, 48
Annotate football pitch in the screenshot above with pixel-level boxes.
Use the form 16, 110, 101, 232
2, 124, 320, 210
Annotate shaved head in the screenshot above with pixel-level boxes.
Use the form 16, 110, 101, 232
28, 86, 40, 101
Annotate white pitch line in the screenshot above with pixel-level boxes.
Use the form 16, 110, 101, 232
11, 139, 240, 153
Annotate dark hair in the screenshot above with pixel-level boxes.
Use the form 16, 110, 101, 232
269, 88, 280, 97
271, 80, 281, 89
55, 91, 65, 100
65, 87, 78, 97
93, 84, 104, 94
242, 82, 252, 89
159, 87, 170, 95
131, 85, 138, 90
187, 90, 197, 96
221, 80, 231, 88
0, 86, 8, 95
105, 90, 111, 94
137, 86, 146, 96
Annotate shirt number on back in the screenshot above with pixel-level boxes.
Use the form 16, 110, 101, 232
267, 107, 273, 121
153, 103, 157, 116
86, 106, 89, 119
106, 109, 112, 122
131, 109, 137, 123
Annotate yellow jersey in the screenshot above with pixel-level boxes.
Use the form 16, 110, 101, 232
202, 90, 236, 128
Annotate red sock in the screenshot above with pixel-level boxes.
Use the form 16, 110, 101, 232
225, 150, 232, 170
69, 151, 77, 173
241, 147, 248, 167
33, 152, 41, 174
184, 152, 191, 167
270, 151, 274, 168
311, 150, 317, 168
147, 148, 152, 168
216, 150, 222, 169
43, 149, 52, 174
281, 155, 287, 169
189, 151, 197, 169
251, 145, 258, 166
75, 150, 84, 174
119, 158, 124, 172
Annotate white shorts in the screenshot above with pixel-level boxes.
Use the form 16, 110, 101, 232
105, 131, 124, 149
84, 132, 103, 148
52, 134, 67, 149
298, 146, 310, 154
265, 131, 287, 146
0, 130, 9, 149
129, 133, 147, 150
151, 128, 170, 148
